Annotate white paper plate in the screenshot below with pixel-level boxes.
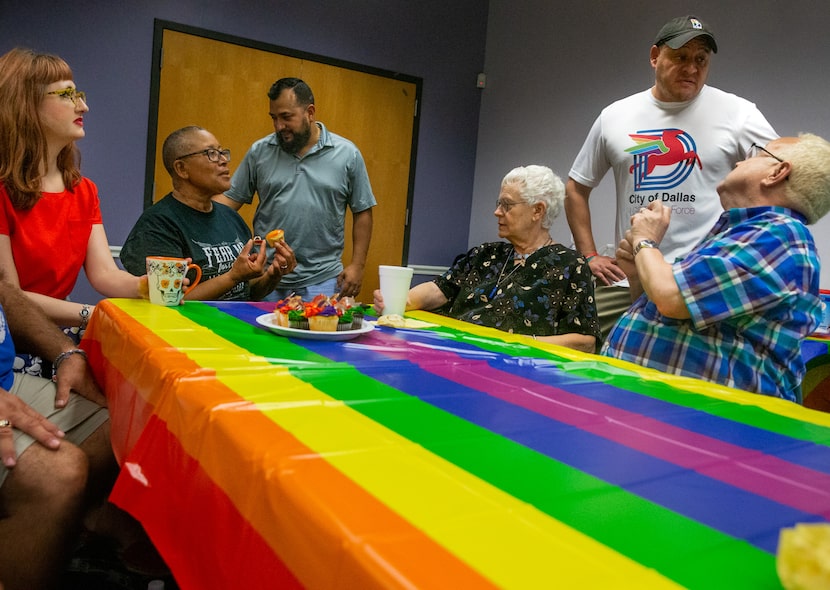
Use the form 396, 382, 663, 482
255, 313, 375, 341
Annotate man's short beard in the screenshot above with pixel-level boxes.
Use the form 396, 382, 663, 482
278, 123, 312, 154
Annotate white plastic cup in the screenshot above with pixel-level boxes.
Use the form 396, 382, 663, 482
378, 265, 414, 316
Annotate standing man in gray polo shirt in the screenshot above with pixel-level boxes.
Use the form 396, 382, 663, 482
214, 77, 376, 300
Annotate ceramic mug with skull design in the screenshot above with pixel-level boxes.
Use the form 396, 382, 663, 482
145, 256, 202, 306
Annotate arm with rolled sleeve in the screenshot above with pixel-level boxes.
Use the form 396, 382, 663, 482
338, 147, 377, 296
215, 143, 260, 211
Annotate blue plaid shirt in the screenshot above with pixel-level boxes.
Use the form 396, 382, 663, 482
602, 207, 821, 402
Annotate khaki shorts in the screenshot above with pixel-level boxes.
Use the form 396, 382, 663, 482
595, 284, 634, 345
0, 373, 109, 487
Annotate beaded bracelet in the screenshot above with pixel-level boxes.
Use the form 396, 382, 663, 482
51, 349, 88, 382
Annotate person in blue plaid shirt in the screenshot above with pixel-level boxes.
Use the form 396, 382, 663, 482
601, 134, 830, 402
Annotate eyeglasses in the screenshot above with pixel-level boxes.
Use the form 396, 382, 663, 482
748, 143, 784, 163
46, 87, 87, 106
176, 148, 231, 163
495, 198, 526, 212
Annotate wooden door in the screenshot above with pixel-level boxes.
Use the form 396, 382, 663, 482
151, 25, 418, 301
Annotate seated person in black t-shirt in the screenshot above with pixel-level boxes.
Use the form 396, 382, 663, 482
121, 126, 296, 300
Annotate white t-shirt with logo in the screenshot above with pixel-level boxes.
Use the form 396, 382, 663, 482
569, 85, 778, 263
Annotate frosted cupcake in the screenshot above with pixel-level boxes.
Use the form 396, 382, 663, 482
274, 295, 301, 327
337, 309, 354, 331
288, 309, 309, 330
274, 305, 291, 327
308, 305, 339, 331
350, 307, 366, 329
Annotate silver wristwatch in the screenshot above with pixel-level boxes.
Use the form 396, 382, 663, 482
79, 304, 91, 330
633, 239, 659, 257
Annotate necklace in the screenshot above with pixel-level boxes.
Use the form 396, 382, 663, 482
488, 237, 553, 299
513, 236, 553, 264
489, 254, 521, 299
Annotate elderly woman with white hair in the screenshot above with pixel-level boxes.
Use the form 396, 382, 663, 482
374, 165, 600, 352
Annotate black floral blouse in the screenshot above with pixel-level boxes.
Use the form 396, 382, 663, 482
433, 242, 600, 340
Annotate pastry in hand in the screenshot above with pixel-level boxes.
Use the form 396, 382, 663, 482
265, 229, 285, 247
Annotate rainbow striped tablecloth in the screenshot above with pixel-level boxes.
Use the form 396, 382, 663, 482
82, 299, 830, 589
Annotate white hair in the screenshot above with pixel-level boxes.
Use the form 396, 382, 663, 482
501, 165, 565, 229
779, 133, 830, 224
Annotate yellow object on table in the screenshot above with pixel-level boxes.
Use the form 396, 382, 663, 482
376, 313, 436, 328
777, 523, 830, 589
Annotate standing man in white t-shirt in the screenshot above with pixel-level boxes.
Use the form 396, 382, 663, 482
565, 15, 778, 340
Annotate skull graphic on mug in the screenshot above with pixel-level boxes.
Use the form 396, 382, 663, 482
146, 257, 202, 306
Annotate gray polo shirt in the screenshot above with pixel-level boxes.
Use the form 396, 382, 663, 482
226, 122, 376, 288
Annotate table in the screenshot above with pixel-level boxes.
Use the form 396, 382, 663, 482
82, 299, 830, 589
803, 337, 830, 411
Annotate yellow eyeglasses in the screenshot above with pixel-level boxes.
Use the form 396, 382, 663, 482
46, 87, 87, 106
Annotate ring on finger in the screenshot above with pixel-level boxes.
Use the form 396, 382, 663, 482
0, 419, 12, 429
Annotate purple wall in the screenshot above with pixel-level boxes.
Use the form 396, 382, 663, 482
1, 0, 487, 301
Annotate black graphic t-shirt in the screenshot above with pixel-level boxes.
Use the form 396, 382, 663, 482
120, 193, 253, 301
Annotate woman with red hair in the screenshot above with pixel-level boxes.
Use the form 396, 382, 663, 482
0, 48, 146, 374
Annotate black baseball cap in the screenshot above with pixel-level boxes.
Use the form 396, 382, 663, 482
654, 15, 718, 53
